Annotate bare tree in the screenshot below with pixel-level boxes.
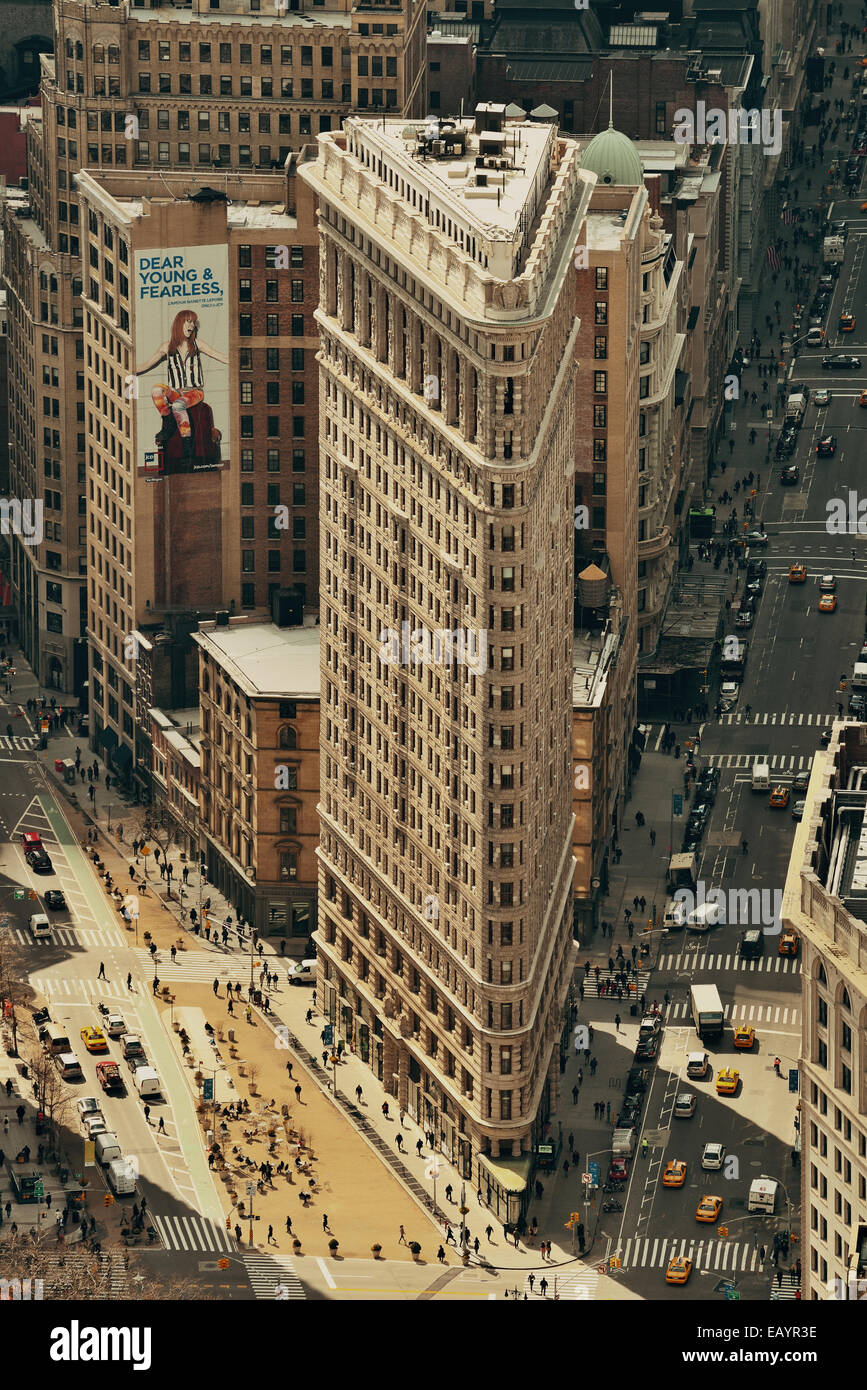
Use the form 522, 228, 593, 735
28, 1047, 71, 1143
0, 1229, 206, 1300
0, 932, 34, 1056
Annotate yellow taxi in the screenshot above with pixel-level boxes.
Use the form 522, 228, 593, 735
666, 1255, 693, 1285
779, 928, 800, 957
715, 1067, 740, 1096
788, 563, 807, 584
733, 1024, 755, 1050
662, 1160, 688, 1189
840, 312, 856, 333
80, 1025, 108, 1054
818, 593, 837, 613
769, 785, 790, 809
696, 1195, 723, 1223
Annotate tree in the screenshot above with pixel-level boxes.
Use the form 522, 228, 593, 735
28, 1044, 71, 1143
0, 1229, 205, 1300
0, 932, 33, 1056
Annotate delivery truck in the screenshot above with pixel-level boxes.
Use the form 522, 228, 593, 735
823, 234, 845, 264
106, 1158, 137, 1197
752, 752, 771, 791
611, 1127, 636, 1158
690, 984, 724, 1041
784, 392, 808, 427
666, 853, 697, 895
748, 1176, 779, 1214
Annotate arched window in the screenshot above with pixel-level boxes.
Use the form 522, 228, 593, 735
75, 41, 83, 59
66, 40, 74, 58
817, 962, 827, 985
108, 46, 119, 64
93, 44, 105, 63
278, 725, 297, 749
841, 987, 851, 1011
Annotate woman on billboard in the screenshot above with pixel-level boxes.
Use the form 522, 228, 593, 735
134, 309, 228, 465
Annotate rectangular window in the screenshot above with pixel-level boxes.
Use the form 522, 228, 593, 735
291, 314, 304, 337
593, 371, 607, 394
593, 404, 607, 428
594, 336, 607, 359
595, 301, 608, 324
593, 440, 607, 462
595, 267, 608, 290
266, 314, 279, 336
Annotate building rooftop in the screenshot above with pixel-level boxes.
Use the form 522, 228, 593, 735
573, 622, 619, 710
344, 114, 557, 242
579, 121, 644, 188
124, 3, 352, 28
194, 617, 321, 700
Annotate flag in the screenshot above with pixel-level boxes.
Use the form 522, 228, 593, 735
766, 244, 781, 271
781, 208, 795, 224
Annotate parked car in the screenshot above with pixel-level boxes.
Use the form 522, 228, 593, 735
823, 354, 862, 368
696, 767, 721, 803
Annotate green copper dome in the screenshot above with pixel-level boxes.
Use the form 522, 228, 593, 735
580, 122, 644, 187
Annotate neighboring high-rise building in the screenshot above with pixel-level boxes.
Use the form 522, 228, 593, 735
3, 0, 426, 699
785, 723, 867, 1301
300, 113, 592, 1213
74, 166, 308, 787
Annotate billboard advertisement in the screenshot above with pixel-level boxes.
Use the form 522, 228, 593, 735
132, 245, 229, 477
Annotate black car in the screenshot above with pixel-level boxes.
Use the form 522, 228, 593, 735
682, 827, 704, 853
616, 1102, 642, 1129
635, 1035, 659, 1062
625, 1066, 649, 1094
823, 354, 862, 369
779, 464, 800, 485
744, 577, 763, 598
25, 848, 53, 874
817, 434, 837, 457
792, 769, 811, 792
746, 558, 767, 580
44, 889, 66, 910
849, 693, 867, 717
775, 429, 798, 458
697, 767, 721, 802
830, 219, 849, 237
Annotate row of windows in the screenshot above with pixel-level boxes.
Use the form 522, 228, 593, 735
133, 139, 323, 164
135, 74, 346, 100
241, 550, 306, 573
135, 41, 334, 66
238, 278, 304, 302
239, 348, 305, 371
239, 448, 307, 473
239, 381, 305, 405
239, 314, 306, 337
239, 415, 305, 438
238, 245, 304, 269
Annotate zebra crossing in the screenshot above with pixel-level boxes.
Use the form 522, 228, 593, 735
243, 1252, 306, 1300
151, 1213, 235, 1254
582, 971, 652, 999
619, 1236, 759, 1274
31, 975, 131, 999
12, 925, 121, 947
131, 949, 265, 983
770, 1277, 802, 1300
666, 999, 800, 1027
657, 951, 800, 975
0, 734, 38, 751
707, 752, 813, 771
550, 1267, 599, 1300
41, 1251, 129, 1299
718, 712, 833, 727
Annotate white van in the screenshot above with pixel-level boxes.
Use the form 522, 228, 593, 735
28, 913, 51, 938
748, 1177, 779, 1214
106, 1158, 136, 1196
663, 898, 688, 931
94, 1131, 122, 1165
288, 958, 317, 986
687, 901, 723, 931
852, 662, 867, 692
751, 759, 770, 791
133, 1066, 161, 1098
56, 1052, 83, 1081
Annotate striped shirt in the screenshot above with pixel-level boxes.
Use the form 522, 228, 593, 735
166, 348, 204, 391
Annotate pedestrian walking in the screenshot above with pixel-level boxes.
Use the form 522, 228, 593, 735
395, 1133, 404, 1152
539, 1277, 548, 1296
445, 1224, 456, 1245
445, 1183, 453, 1202
305, 1008, 313, 1025
416, 1138, 424, 1157
485, 1224, 493, 1241
382, 1101, 390, 1119
399, 1224, 408, 1245
572, 1084, 579, 1104
322, 1214, 329, 1231
144, 1104, 151, 1125
590, 1056, 597, 1075
294, 1083, 302, 1103
614, 1012, 621, 1032
157, 1116, 165, 1134
354, 1084, 362, 1103
606, 1101, 611, 1122
97, 961, 106, 980
285, 1215, 293, 1234
568, 1132, 574, 1153
267, 1225, 275, 1246
528, 1274, 535, 1294
760, 1244, 766, 1264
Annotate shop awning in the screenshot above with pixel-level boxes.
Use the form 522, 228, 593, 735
478, 1152, 531, 1193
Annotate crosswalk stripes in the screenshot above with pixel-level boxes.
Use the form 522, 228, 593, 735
581, 972, 651, 999
10, 926, 122, 947
719, 712, 833, 727
0, 734, 38, 751
707, 752, 813, 771
131, 949, 258, 983
41, 1251, 129, 1298
550, 1268, 599, 1300
770, 1277, 802, 1300
151, 1213, 236, 1253
620, 1236, 759, 1273
243, 1252, 306, 1299
657, 952, 800, 975
31, 975, 127, 999
666, 999, 800, 1027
